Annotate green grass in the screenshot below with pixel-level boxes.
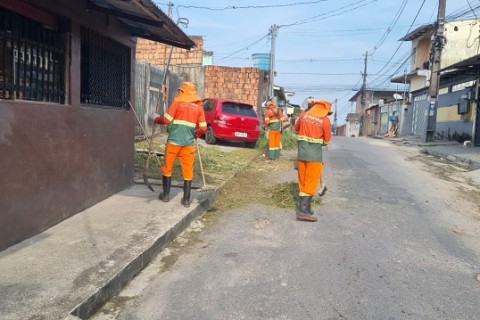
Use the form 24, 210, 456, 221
256, 129, 298, 152
135, 136, 260, 185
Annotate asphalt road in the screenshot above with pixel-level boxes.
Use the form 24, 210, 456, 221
93, 136, 480, 320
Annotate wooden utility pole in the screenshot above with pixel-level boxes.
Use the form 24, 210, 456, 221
425, 0, 446, 142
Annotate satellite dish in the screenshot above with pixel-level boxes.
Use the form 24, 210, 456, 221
393, 93, 403, 100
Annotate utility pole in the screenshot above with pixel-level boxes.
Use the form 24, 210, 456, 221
334, 98, 338, 135
360, 51, 368, 113
425, 0, 446, 142
269, 24, 278, 100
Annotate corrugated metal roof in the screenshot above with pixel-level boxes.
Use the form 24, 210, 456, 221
348, 89, 397, 102
399, 24, 435, 41
87, 0, 195, 49
439, 54, 480, 72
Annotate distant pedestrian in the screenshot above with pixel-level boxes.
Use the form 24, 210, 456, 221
294, 99, 332, 222
151, 81, 207, 208
264, 100, 284, 160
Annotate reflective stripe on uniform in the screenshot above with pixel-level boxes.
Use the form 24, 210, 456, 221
298, 135, 324, 144
165, 113, 174, 122
172, 119, 196, 128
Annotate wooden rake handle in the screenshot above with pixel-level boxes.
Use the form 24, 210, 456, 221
196, 140, 207, 188
129, 101, 163, 166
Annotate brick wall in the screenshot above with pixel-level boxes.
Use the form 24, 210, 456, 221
204, 65, 261, 107
363, 106, 380, 136
136, 35, 204, 66
136, 36, 265, 109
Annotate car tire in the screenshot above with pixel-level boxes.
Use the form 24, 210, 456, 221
205, 126, 216, 145
244, 141, 257, 148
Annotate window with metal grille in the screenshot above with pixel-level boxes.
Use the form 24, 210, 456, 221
0, 7, 65, 103
80, 27, 130, 109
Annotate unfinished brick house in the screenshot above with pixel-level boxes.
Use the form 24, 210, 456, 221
136, 37, 270, 112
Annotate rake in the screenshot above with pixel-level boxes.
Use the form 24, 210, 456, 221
130, 101, 162, 192
195, 140, 216, 200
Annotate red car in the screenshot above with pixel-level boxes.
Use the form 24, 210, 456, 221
201, 98, 261, 148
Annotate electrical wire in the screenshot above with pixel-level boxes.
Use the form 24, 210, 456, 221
279, 0, 378, 28
465, 0, 478, 19
369, 0, 408, 55
216, 34, 269, 62
446, 3, 480, 20
279, 72, 361, 76
367, 0, 427, 84
174, 1, 327, 11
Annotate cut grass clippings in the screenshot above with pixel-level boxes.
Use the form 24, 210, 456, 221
135, 134, 260, 186
213, 151, 324, 211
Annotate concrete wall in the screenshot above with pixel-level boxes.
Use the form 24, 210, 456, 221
0, 1, 135, 251
435, 84, 476, 142
346, 121, 361, 137
398, 103, 414, 137
442, 20, 480, 68
411, 37, 431, 70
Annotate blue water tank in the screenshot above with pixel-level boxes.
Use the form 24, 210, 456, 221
252, 53, 271, 71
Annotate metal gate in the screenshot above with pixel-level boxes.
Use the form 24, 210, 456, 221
134, 62, 183, 136
412, 92, 428, 136
475, 99, 480, 146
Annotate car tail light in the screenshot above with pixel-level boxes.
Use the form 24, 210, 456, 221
214, 115, 227, 125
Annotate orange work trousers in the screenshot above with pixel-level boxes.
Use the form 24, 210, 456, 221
268, 129, 281, 151
162, 142, 196, 180
297, 160, 323, 196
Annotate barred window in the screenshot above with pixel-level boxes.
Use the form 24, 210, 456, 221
80, 27, 130, 109
0, 7, 65, 103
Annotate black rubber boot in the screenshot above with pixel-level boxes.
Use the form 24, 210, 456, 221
181, 180, 192, 208
296, 196, 317, 222
306, 196, 314, 215
159, 176, 171, 202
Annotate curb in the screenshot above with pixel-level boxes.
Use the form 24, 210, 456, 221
65, 151, 262, 319
424, 148, 480, 171
66, 187, 223, 320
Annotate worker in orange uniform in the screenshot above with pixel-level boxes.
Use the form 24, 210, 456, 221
294, 99, 332, 222
317, 102, 333, 197
264, 100, 284, 160
151, 81, 207, 208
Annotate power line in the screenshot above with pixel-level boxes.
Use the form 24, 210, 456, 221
174, 0, 327, 11
367, 0, 427, 83
276, 58, 363, 62
279, 72, 361, 76
446, 3, 480, 20
369, 0, 408, 54
216, 34, 269, 62
279, 0, 378, 28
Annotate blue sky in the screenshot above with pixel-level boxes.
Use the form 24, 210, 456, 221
155, 0, 476, 124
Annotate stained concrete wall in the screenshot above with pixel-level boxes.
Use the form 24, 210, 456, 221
0, 1, 135, 251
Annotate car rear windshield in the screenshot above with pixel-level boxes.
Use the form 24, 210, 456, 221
221, 102, 257, 117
